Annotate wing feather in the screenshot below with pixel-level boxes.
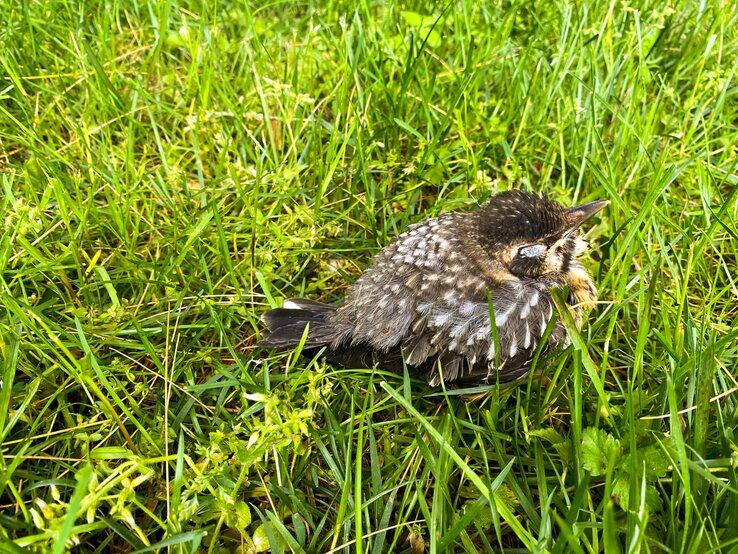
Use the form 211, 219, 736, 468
402, 283, 563, 384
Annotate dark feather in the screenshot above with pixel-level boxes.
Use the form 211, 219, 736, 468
259, 299, 337, 349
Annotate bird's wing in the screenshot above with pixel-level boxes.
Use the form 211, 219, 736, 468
403, 283, 564, 385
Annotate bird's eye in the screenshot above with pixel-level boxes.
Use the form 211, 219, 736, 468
516, 244, 546, 259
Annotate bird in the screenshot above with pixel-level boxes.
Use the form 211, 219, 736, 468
259, 190, 608, 386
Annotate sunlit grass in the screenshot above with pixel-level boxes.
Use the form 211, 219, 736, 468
1, 0, 737, 552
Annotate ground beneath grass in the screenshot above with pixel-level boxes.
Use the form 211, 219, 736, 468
1, 1, 737, 552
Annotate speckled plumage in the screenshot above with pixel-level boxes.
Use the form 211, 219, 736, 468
260, 190, 608, 386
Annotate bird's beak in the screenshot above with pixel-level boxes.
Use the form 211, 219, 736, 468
565, 200, 609, 229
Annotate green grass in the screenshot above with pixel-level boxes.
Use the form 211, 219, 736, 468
1, 0, 737, 552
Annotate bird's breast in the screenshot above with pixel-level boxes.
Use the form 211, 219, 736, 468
563, 263, 597, 325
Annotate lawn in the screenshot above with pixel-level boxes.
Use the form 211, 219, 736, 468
1, 0, 737, 552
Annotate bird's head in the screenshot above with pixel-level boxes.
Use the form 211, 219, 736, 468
474, 190, 608, 281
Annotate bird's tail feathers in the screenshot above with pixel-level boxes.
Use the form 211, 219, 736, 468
259, 299, 337, 349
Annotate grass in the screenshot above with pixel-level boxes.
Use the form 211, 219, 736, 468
1, 0, 737, 551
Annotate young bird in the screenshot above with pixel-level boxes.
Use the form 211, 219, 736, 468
260, 190, 608, 386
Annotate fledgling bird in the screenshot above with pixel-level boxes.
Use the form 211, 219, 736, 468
260, 190, 608, 386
